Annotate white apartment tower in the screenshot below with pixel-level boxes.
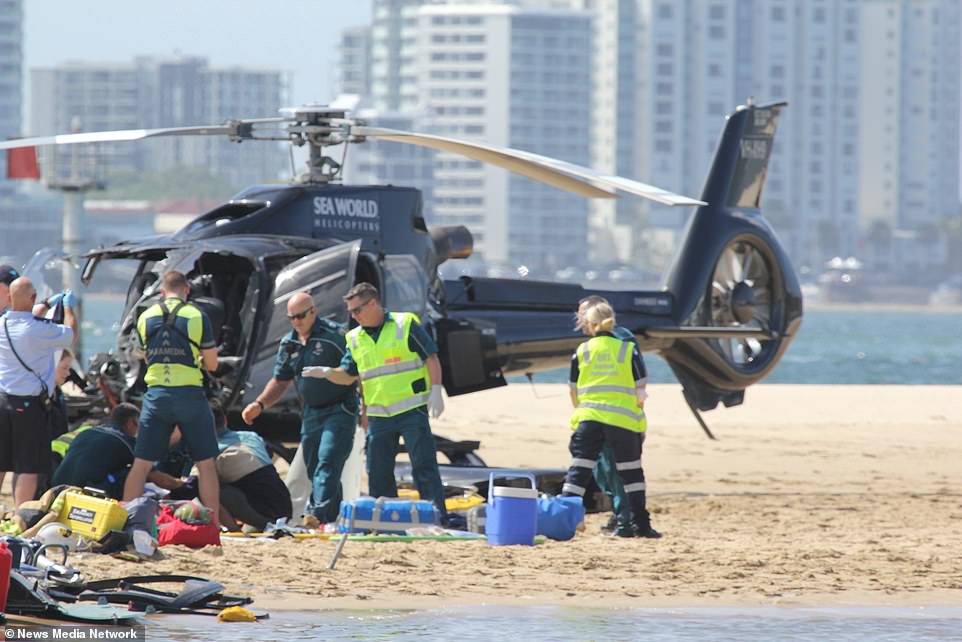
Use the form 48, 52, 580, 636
416, 4, 592, 269
857, 0, 960, 269
753, 0, 863, 269
585, 0, 638, 264
336, 26, 373, 97
637, 0, 862, 271
636, 0, 959, 272
370, 0, 424, 112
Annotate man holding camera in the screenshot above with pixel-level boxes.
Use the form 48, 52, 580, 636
0, 277, 76, 506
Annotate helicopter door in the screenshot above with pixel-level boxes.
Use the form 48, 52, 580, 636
246, 241, 360, 407
269, 240, 361, 342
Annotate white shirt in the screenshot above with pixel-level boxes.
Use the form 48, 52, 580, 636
0, 311, 74, 395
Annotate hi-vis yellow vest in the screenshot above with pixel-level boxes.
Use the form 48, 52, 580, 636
51, 424, 93, 458
137, 298, 206, 387
570, 335, 646, 432
347, 312, 430, 417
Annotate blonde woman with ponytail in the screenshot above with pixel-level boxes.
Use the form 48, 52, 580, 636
562, 301, 660, 538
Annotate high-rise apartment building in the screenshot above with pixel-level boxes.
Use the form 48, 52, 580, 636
857, 0, 960, 270
416, 4, 592, 269
636, 0, 959, 273
751, 0, 862, 270
30, 57, 287, 190
351, 0, 962, 275
370, 0, 423, 112
336, 26, 373, 97
0, 0, 24, 201
585, 0, 638, 264
0, 0, 62, 266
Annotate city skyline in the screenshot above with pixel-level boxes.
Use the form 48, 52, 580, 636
8, 0, 962, 284
21, 0, 372, 127
338, 0, 962, 279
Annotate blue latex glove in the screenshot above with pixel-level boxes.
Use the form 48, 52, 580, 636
47, 290, 77, 309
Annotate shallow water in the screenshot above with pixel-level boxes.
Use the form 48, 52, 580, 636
509, 309, 962, 385
144, 606, 962, 642
82, 298, 961, 385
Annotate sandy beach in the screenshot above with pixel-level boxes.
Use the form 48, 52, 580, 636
29, 384, 962, 610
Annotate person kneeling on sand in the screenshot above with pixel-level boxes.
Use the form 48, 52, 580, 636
561, 301, 660, 539
51, 403, 184, 499
211, 400, 292, 531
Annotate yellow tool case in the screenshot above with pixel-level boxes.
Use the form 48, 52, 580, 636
57, 489, 129, 541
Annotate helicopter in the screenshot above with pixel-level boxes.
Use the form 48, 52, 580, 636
1, 99, 802, 453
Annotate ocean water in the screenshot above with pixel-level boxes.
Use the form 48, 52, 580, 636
142, 606, 962, 642
514, 308, 962, 386
79, 298, 961, 385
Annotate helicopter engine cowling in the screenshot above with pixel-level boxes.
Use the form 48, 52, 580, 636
430, 225, 474, 264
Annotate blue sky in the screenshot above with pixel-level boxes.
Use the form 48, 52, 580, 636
23, 0, 372, 120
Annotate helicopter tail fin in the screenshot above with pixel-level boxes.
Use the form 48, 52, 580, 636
698, 101, 787, 209
656, 101, 802, 413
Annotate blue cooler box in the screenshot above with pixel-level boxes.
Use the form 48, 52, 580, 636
338, 496, 440, 534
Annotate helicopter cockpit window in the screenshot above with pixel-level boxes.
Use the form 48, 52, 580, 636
381, 255, 428, 321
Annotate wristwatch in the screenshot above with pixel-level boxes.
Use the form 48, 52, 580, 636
254, 400, 265, 411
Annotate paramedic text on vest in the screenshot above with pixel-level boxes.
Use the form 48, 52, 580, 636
123, 271, 221, 525
301, 282, 448, 520
241, 291, 357, 525
563, 301, 660, 539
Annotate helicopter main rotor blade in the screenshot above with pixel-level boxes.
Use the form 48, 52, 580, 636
353, 125, 706, 206
0, 125, 236, 151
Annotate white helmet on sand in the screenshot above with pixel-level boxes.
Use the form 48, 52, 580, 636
35, 522, 81, 552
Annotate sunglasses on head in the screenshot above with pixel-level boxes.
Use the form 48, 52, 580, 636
287, 307, 314, 321
348, 298, 373, 315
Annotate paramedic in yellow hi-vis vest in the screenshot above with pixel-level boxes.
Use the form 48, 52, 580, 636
123, 271, 220, 522
562, 301, 661, 539
301, 283, 448, 522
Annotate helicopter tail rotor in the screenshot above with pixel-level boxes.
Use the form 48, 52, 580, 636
658, 101, 802, 411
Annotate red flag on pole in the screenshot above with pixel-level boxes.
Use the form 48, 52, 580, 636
6, 147, 41, 180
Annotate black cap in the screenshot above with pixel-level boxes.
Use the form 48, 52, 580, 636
0, 265, 20, 286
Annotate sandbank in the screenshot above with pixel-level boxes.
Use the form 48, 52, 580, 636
18, 384, 962, 610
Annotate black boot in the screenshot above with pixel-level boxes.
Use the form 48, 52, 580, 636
631, 513, 662, 539
600, 514, 618, 532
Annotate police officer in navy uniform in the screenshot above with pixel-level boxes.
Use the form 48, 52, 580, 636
242, 291, 358, 525
123, 271, 220, 520
0, 277, 75, 507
